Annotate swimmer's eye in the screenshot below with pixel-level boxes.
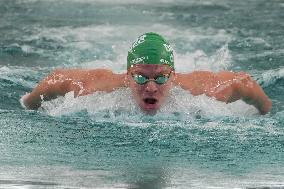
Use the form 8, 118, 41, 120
154, 74, 170, 84
132, 74, 149, 85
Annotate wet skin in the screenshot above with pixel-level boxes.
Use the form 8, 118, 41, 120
127, 64, 174, 114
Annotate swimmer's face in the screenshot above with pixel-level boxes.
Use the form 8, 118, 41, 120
127, 64, 175, 114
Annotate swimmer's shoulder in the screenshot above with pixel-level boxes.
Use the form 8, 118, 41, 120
174, 71, 235, 95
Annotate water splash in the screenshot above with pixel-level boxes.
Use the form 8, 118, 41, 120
175, 44, 231, 72
256, 67, 284, 87
37, 87, 258, 123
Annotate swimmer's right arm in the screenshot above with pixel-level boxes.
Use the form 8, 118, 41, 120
22, 69, 126, 110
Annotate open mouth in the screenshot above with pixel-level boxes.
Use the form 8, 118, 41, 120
143, 98, 158, 105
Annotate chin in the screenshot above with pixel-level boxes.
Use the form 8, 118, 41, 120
139, 101, 161, 115
142, 107, 158, 115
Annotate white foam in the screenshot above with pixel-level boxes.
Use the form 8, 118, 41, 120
41, 88, 142, 118
40, 87, 258, 123
19, 93, 29, 109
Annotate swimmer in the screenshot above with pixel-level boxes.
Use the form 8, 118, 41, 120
22, 32, 272, 115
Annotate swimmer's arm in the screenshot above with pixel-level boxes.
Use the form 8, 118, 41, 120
174, 71, 272, 115
22, 69, 71, 110
22, 69, 126, 110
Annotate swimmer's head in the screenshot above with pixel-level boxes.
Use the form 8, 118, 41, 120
126, 33, 175, 114
127, 32, 174, 70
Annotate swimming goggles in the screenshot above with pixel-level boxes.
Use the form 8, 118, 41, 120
131, 72, 172, 85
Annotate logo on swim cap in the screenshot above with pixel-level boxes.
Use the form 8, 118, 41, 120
127, 32, 174, 70
131, 34, 146, 50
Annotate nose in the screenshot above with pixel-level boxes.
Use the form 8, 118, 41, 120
145, 81, 158, 93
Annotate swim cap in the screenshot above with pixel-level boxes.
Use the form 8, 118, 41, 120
127, 32, 174, 70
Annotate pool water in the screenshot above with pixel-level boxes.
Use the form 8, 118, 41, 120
0, 0, 284, 188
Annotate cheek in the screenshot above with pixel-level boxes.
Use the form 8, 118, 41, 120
159, 84, 172, 95
130, 83, 143, 97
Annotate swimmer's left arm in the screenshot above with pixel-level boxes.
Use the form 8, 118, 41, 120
228, 72, 272, 115
174, 71, 272, 115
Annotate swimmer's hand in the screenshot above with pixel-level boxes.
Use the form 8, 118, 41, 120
174, 71, 272, 115
22, 69, 126, 110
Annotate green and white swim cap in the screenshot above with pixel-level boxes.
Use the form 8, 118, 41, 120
127, 32, 174, 70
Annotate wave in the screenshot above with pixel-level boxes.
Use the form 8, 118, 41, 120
0, 43, 39, 57
0, 66, 49, 89
175, 43, 231, 72
8, 23, 231, 69
255, 67, 284, 87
